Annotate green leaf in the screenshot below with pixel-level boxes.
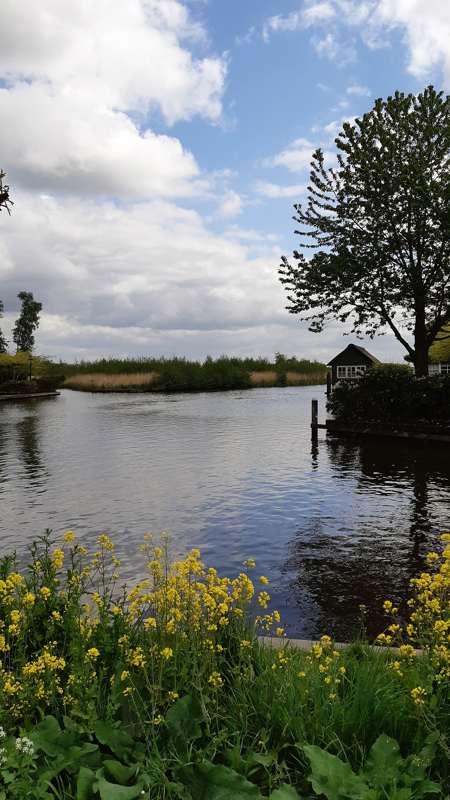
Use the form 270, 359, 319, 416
270, 785, 302, 799
179, 762, 262, 799
166, 694, 202, 752
76, 766, 97, 800
30, 716, 62, 755
94, 721, 134, 760
104, 760, 138, 785
94, 776, 144, 800
303, 745, 369, 800
362, 734, 404, 790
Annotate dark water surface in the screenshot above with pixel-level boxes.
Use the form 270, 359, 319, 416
1, 387, 449, 639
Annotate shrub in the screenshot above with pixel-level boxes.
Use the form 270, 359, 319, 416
328, 365, 450, 422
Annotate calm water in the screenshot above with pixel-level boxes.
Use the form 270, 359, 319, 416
1, 387, 449, 639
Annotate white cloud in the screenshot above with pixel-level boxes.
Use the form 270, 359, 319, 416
262, 0, 450, 86
0, 192, 303, 359
375, 0, 450, 86
0, 0, 226, 198
254, 181, 306, 199
346, 83, 372, 96
217, 190, 244, 218
263, 138, 334, 173
312, 32, 357, 64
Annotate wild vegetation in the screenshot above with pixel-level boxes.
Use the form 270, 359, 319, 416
0, 530, 448, 798
59, 355, 327, 393
328, 365, 450, 424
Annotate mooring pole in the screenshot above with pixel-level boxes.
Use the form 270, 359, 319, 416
311, 398, 318, 429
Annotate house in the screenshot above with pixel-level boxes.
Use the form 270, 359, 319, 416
327, 344, 380, 386
428, 322, 450, 375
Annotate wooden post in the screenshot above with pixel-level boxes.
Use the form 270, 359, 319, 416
311, 398, 318, 429
326, 371, 332, 398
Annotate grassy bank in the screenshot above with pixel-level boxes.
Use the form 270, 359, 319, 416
58, 355, 327, 393
0, 532, 448, 798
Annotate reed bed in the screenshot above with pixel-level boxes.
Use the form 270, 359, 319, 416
57, 355, 327, 393
64, 371, 159, 391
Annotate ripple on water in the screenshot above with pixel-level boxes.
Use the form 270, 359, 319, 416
0, 387, 449, 638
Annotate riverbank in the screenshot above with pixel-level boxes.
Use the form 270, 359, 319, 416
0, 532, 448, 798
59, 355, 327, 393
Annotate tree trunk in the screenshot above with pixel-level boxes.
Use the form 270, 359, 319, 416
414, 298, 429, 377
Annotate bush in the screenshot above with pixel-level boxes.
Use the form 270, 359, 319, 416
328, 365, 450, 422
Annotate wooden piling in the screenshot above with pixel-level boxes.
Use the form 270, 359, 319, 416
311, 398, 318, 429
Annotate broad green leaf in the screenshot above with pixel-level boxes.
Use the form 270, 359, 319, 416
413, 779, 442, 797
104, 759, 138, 785
76, 766, 96, 800
94, 721, 134, 760
362, 735, 404, 789
270, 785, 302, 799
179, 762, 262, 799
303, 745, 368, 800
166, 694, 202, 751
30, 716, 62, 755
94, 777, 144, 800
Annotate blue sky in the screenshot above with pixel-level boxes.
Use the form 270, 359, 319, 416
0, 0, 449, 362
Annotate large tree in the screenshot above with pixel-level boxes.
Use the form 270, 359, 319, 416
0, 300, 8, 353
0, 170, 13, 352
13, 292, 42, 353
279, 86, 450, 376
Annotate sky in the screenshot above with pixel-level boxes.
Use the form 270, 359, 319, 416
0, 0, 449, 364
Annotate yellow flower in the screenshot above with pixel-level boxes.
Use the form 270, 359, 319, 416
86, 647, 100, 659
160, 647, 173, 660
298, 671, 306, 678
120, 670, 130, 681
52, 549, 64, 569
51, 611, 62, 622
98, 534, 114, 551
129, 647, 146, 668
63, 531, 76, 543
167, 691, 179, 701
22, 592, 35, 606
208, 671, 223, 689
275, 627, 285, 637
259, 575, 269, 585
258, 591, 270, 609
240, 640, 252, 649
152, 714, 164, 726
39, 586, 51, 600
144, 617, 157, 630
411, 686, 427, 706
243, 558, 256, 569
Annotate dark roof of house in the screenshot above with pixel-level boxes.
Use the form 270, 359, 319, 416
327, 343, 381, 366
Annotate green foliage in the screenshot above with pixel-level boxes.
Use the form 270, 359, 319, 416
303, 734, 441, 799
279, 86, 450, 374
61, 354, 327, 392
12, 291, 42, 353
328, 365, 450, 422
0, 534, 448, 797
0, 169, 12, 214
0, 300, 8, 354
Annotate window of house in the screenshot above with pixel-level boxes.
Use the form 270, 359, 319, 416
336, 365, 367, 378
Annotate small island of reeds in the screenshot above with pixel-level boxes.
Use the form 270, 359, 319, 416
59, 354, 327, 393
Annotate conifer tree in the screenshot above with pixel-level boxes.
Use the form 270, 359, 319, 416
279, 86, 450, 376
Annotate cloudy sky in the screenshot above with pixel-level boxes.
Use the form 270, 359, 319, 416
0, 0, 449, 363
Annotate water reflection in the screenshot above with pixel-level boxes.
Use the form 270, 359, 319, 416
0, 389, 449, 638
284, 436, 449, 639
16, 413, 46, 484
